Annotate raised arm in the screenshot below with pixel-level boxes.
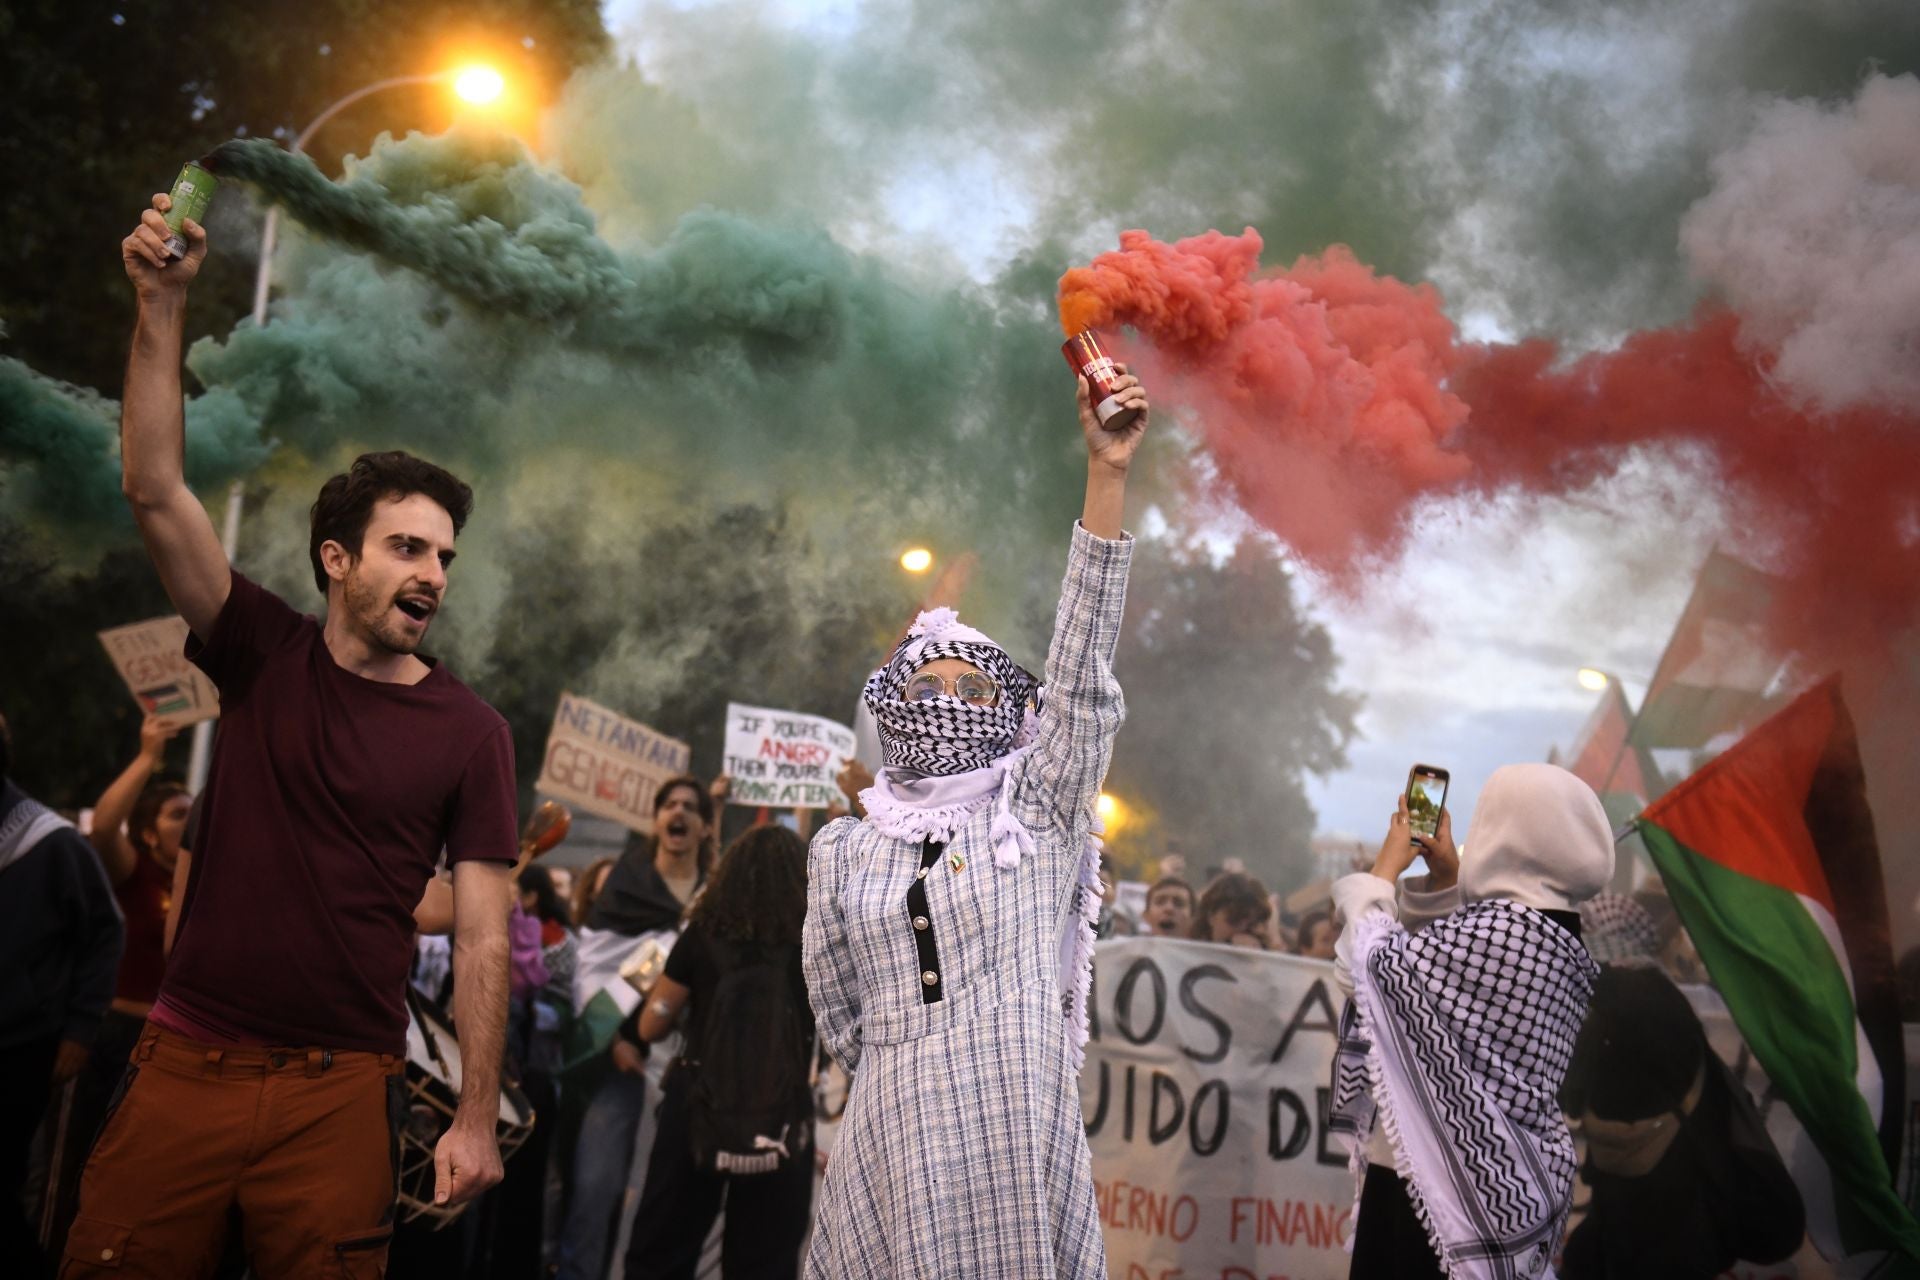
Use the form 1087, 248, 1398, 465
120, 193, 230, 640
1012, 369, 1149, 826
1332, 799, 1461, 994
89, 715, 179, 885
1076, 368, 1147, 540
435, 858, 512, 1208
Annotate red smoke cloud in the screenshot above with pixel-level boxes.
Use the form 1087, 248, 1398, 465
1059, 228, 1920, 657
1059, 230, 1471, 567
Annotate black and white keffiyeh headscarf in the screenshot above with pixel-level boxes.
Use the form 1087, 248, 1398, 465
1577, 891, 1661, 966
1330, 900, 1599, 1280
862, 607, 1040, 777
854, 607, 1104, 1069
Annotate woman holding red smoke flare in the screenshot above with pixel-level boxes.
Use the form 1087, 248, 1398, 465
802, 363, 1149, 1278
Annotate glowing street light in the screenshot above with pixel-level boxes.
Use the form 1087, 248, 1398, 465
900, 548, 934, 574
453, 65, 506, 105
1096, 792, 1123, 830
1577, 667, 1611, 692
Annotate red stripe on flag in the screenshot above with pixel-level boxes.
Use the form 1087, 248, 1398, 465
1640, 681, 1839, 913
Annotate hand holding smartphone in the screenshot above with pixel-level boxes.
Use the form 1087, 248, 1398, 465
1405, 764, 1449, 842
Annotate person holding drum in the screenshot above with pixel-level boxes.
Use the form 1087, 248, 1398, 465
802, 363, 1149, 1278
61, 192, 521, 1278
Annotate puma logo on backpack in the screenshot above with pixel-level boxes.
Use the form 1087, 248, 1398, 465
685, 937, 814, 1176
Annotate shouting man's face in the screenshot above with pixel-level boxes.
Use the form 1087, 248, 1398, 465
654, 784, 710, 858
329, 493, 455, 656
1145, 885, 1193, 937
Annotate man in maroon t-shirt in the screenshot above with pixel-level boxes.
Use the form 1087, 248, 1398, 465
60, 193, 518, 1278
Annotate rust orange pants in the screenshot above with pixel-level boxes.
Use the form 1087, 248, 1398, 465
60, 1024, 403, 1279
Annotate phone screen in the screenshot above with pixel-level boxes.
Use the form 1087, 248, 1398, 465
1406, 765, 1449, 840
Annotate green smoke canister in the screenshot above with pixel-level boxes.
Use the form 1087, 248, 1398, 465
162, 160, 218, 258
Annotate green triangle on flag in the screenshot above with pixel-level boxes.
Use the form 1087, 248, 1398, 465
1638, 679, 1919, 1265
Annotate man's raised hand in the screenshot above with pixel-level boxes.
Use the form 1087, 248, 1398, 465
122, 193, 207, 299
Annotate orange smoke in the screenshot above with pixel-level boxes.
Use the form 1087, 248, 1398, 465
1059, 229, 1920, 656
1059, 229, 1472, 567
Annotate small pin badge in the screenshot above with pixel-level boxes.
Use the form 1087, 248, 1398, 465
948, 849, 966, 874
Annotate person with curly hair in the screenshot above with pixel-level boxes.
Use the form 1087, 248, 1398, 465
624, 824, 815, 1279
1193, 871, 1273, 950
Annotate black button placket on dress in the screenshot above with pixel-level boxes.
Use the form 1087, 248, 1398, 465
908, 837, 945, 1003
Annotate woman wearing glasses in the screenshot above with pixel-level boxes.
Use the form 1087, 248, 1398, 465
802, 363, 1149, 1279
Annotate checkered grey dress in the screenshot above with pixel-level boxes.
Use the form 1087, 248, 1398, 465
803, 522, 1132, 1279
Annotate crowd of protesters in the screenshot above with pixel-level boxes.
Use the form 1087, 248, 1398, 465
7, 702, 1760, 1279
0, 185, 1831, 1280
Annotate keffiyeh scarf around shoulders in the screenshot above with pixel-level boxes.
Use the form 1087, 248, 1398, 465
0, 781, 73, 876
1330, 899, 1598, 1280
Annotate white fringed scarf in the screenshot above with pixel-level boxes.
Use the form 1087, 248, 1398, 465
1332, 902, 1597, 1280
857, 608, 1104, 1070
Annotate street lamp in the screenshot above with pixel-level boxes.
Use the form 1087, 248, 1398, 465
900, 548, 934, 574
452, 65, 506, 105
1576, 667, 1611, 692
187, 65, 508, 789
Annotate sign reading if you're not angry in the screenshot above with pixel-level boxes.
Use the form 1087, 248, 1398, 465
723, 702, 856, 809
536, 691, 690, 835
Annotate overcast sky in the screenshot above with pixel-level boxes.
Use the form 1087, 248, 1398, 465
591, 0, 1810, 849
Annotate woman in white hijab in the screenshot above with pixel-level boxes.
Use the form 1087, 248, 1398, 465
1329, 763, 1615, 1280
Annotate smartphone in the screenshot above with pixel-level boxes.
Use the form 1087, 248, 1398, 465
1406, 764, 1449, 841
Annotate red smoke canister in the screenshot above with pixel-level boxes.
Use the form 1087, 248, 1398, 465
1061, 329, 1142, 433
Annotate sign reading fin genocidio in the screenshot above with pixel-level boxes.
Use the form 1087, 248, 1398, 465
723, 702, 856, 810
97, 615, 220, 727
537, 691, 691, 834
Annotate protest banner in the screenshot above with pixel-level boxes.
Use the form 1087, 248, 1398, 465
536, 691, 690, 834
97, 615, 219, 726
1066, 937, 1918, 1280
1080, 937, 1355, 1279
722, 702, 855, 809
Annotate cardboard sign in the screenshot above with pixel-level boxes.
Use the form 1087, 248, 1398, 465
723, 703, 856, 809
535, 692, 690, 834
97, 615, 219, 727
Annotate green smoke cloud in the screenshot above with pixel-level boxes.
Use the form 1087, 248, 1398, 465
0, 353, 269, 551
209, 135, 862, 363
154, 127, 1176, 734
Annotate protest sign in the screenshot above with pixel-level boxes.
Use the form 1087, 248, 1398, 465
97, 615, 219, 726
722, 703, 855, 809
536, 692, 690, 834
808, 936, 1917, 1278
1081, 937, 1355, 1279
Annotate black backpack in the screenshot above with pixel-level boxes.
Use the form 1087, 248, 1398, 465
684, 937, 814, 1176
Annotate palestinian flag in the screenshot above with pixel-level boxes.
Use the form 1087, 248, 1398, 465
560, 925, 675, 1075
1565, 678, 1662, 803
1632, 549, 1786, 750
1638, 679, 1920, 1265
